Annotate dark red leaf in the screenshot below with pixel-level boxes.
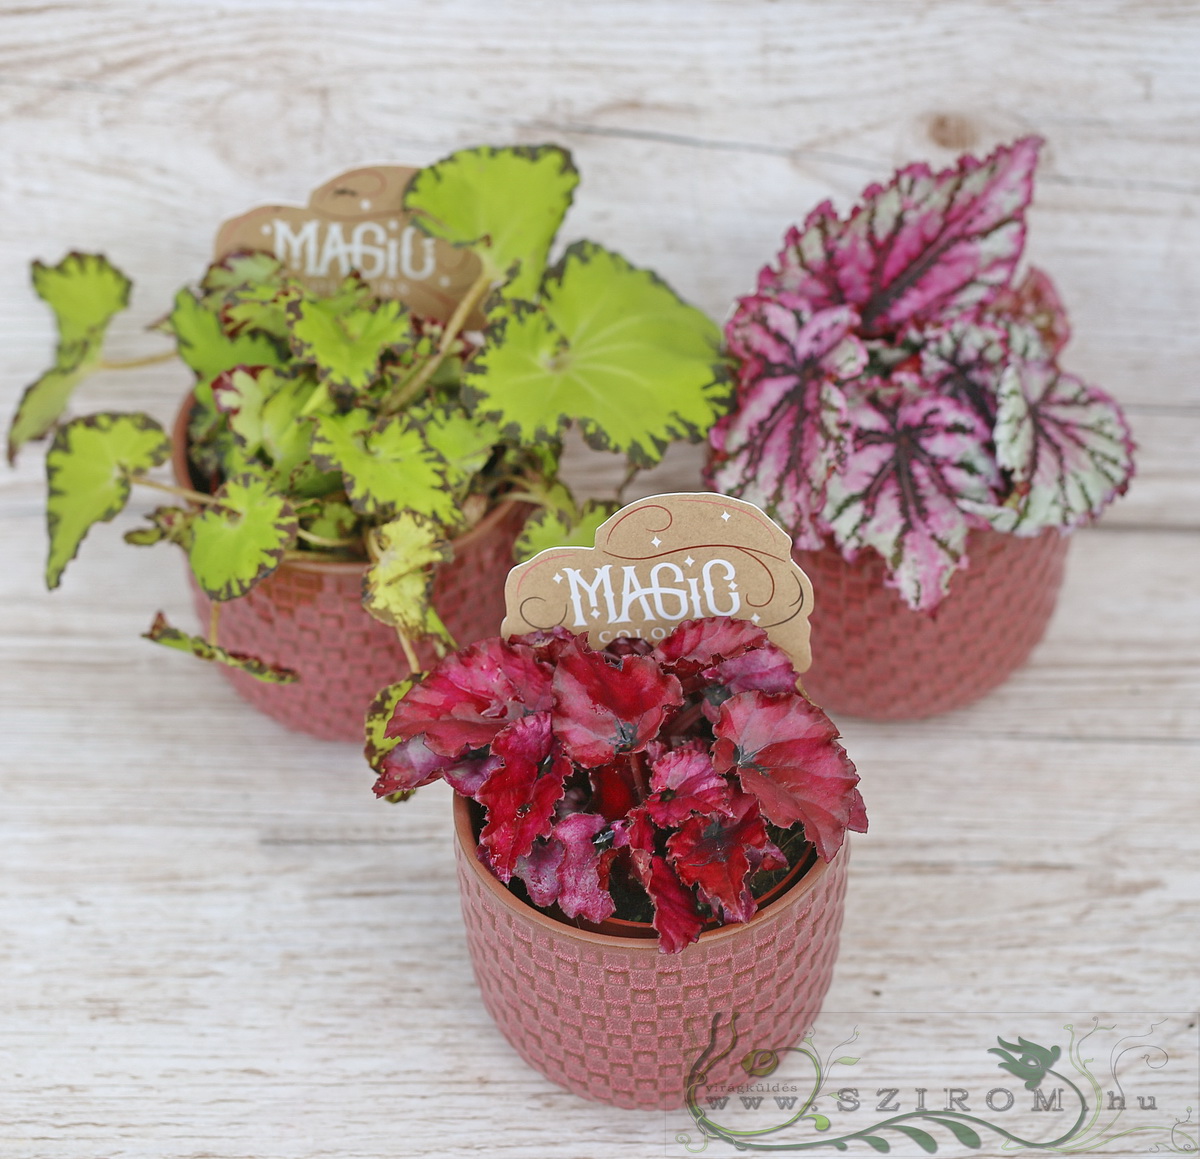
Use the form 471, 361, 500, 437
386, 636, 553, 757
477, 713, 568, 880
645, 855, 706, 954
712, 690, 866, 861
514, 837, 566, 907
551, 813, 615, 923
667, 790, 784, 923
644, 748, 731, 828
372, 734, 498, 798
654, 616, 773, 679
551, 638, 683, 767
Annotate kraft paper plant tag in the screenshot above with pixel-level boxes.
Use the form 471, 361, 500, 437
502, 492, 815, 672
213, 165, 481, 322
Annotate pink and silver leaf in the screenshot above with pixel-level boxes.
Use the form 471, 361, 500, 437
989, 361, 1136, 534
761, 137, 1042, 336
706, 300, 859, 548
823, 381, 1002, 611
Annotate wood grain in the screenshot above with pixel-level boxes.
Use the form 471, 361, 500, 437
1, 3, 1197, 1156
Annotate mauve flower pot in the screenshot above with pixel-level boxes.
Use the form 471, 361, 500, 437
171, 395, 528, 741
452, 795, 850, 1111
793, 528, 1070, 720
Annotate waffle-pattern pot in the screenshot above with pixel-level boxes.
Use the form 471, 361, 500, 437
793, 528, 1070, 720
452, 795, 850, 1110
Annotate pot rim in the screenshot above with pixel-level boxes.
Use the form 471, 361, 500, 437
451, 792, 840, 954
170, 389, 526, 575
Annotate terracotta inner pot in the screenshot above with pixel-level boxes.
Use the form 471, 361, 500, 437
451, 794, 850, 1111
168, 392, 529, 741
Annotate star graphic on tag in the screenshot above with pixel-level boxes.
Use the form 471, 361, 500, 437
720, 510, 731, 522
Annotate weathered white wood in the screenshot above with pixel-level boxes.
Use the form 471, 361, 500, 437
1, 4, 1198, 1157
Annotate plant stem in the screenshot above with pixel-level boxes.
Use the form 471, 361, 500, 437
134, 475, 222, 507
295, 527, 360, 548
381, 267, 494, 413
208, 602, 221, 647
397, 630, 421, 674
99, 349, 177, 371
616, 460, 640, 504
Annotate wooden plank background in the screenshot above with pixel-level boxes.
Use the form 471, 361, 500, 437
1, 3, 1196, 1157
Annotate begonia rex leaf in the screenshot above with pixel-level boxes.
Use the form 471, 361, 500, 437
667, 790, 784, 923
477, 712, 569, 880
987, 362, 1135, 534
705, 300, 859, 547
166, 288, 283, 384
465, 242, 725, 467
310, 410, 458, 525
764, 137, 1041, 333
45, 412, 171, 588
9, 253, 133, 462
551, 639, 684, 767
712, 689, 865, 861
187, 473, 298, 601
403, 144, 579, 300
823, 383, 1001, 611
514, 499, 616, 563
362, 513, 454, 645
142, 611, 298, 683
386, 636, 553, 756
286, 292, 412, 398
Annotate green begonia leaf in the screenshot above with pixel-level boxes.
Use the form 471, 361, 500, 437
211, 367, 268, 454
515, 499, 617, 562
287, 294, 412, 396
413, 402, 502, 490
143, 612, 298, 683
363, 514, 453, 644
187, 473, 298, 601
310, 410, 461, 527
404, 145, 579, 299
45, 412, 171, 588
32, 251, 132, 347
464, 241, 725, 466
166, 288, 283, 384
364, 678, 416, 785
123, 505, 194, 548
8, 253, 133, 462
300, 496, 361, 544
222, 278, 304, 341
201, 251, 285, 298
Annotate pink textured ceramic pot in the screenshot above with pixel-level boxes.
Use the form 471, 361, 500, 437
171, 396, 528, 741
452, 795, 850, 1111
793, 528, 1070, 720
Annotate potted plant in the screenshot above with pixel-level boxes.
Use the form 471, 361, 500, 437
7, 145, 728, 740
365, 615, 867, 1109
705, 136, 1135, 718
